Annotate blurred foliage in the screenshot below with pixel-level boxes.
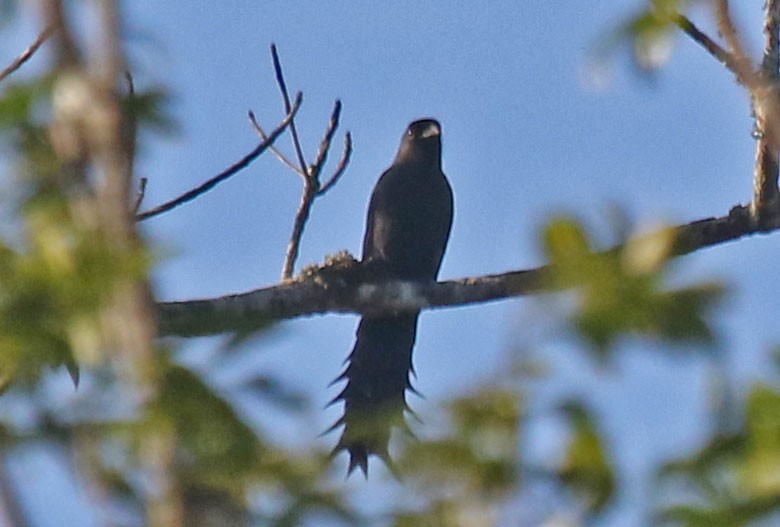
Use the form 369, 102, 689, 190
123, 84, 179, 138
590, 0, 713, 75
0, 351, 357, 525
0, 70, 172, 390
3, 2, 780, 527
150, 361, 265, 493
657, 378, 780, 527
556, 401, 615, 515
394, 388, 521, 526
0, 76, 147, 389
542, 216, 724, 361
135, 356, 356, 526
620, 0, 689, 70
0, 13, 355, 526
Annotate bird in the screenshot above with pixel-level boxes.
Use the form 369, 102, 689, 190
329, 119, 454, 476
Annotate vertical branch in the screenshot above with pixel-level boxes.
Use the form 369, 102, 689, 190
91, 3, 175, 526
93, 0, 134, 243
142, 425, 185, 527
762, 0, 780, 75
38, 0, 80, 69
751, 110, 779, 224
282, 175, 317, 280
750, 0, 780, 224
90, 0, 158, 372
42, 0, 171, 524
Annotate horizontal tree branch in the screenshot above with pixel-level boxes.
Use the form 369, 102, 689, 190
156, 204, 778, 337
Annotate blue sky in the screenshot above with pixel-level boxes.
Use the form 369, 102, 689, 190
3, 1, 780, 525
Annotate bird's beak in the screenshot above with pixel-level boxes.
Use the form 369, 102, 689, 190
420, 122, 440, 138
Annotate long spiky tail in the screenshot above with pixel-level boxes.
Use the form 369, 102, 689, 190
328, 314, 419, 476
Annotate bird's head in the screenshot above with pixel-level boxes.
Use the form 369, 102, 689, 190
395, 118, 442, 166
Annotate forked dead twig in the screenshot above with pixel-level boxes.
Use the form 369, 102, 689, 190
269, 45, 352, 280
674, 3, 780, 225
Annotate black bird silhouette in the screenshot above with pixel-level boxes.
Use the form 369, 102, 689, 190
329, 119, 454, 476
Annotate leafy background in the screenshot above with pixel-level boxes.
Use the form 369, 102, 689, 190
2, 1, 780, 526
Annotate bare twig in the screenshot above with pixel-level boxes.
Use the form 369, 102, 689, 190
135, 93, 303, 222
133, 177, 148, 214
310, 99, 343, 181
157, 204, 778, 337
319, 132, 353, 196
715, 1, 747, 63
672, 13, 758, 88
123, 72, 139, 203
714, 1, 761, 86
0, 24, 56, 82
271, 44, 309, 177
248, 110, 303, 174
270, 45, 352, 280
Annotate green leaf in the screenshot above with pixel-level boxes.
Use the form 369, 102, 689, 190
743, 385, 780, 495
557, 401, 615, 515
395, 388, 522, 525
656, 384, 780, 525
543, 216, 592, 264
0, 82, 38, 124
540, 216, 724, 361
154, 363, 262, 491
123, 87, 179, 136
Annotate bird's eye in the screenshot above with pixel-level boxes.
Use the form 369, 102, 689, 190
407, 129, 414, 137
